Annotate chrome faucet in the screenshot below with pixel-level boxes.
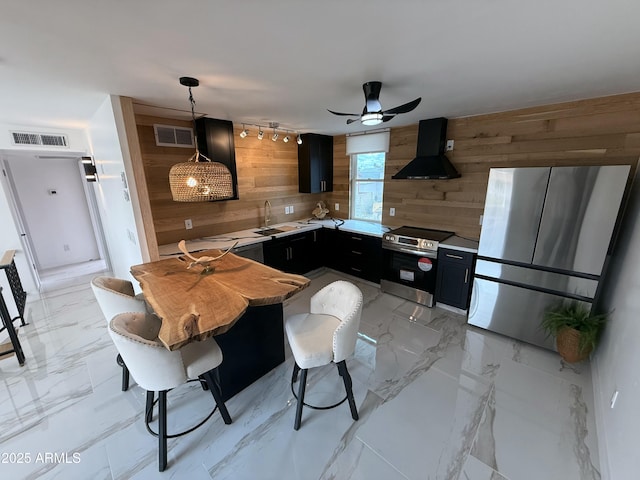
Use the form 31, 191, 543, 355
264, 200, 272, 228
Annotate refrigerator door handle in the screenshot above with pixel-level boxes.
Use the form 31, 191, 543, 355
473, 273, 594, 303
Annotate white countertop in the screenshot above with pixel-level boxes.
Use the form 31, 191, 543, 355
158, 219, 477, 257
440, 235, 479, 253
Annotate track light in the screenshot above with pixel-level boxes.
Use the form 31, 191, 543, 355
239, 122, 301, 144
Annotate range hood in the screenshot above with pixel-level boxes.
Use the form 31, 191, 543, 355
392, 117, 460, 179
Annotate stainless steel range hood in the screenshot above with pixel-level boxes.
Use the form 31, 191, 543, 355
392, 117, 460, 180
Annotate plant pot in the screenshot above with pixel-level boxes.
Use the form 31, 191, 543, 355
556, 327, 592, 363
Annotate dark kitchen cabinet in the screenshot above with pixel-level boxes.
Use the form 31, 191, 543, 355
325, 229, 382, 283
195, 118, 239, 200
298, 133, 333, 193
263, 230, 320, 274
435, 248, 476, 309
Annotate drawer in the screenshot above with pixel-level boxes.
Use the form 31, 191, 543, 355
438, 248, 474, 265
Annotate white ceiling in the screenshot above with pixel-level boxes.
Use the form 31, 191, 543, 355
2, 0, 640, 135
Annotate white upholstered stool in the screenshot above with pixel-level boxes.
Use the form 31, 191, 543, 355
285, 280, 363, 430
109, 312, 232, 472
91, 276, 147, 391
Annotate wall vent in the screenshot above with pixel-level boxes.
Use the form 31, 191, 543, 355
153, 124, 194, 148
11, 131, 69, 147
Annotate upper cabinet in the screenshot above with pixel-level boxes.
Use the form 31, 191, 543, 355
195, 118, 239, 200
298, 133, 333, 193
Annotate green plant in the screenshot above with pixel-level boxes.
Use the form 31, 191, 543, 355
541, 301, 608, 354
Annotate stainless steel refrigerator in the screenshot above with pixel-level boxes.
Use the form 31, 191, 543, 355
468, 165, 630, 350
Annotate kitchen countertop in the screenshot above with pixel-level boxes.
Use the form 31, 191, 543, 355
440, 235, 479, 253
158, 219, 478, 256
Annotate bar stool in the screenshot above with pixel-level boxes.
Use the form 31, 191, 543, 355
284, 280, 363, 430
109, 312, 232, 471
91, 276, 147, 391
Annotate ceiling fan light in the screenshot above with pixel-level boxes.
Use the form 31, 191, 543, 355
361, 112, 383, 126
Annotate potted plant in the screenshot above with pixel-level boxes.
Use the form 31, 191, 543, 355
541, 301, 608, 363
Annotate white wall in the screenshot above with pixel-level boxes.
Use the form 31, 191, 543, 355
0, 123, 89, 315
87, 96, 144, 286
593, 165, 640, 479
5, 154, 99, 269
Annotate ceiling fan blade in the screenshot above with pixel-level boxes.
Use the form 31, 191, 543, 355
328, 109, 360, 116
382, 115, 396, 122
382, 97, 422, 115
363, 81, 382, 112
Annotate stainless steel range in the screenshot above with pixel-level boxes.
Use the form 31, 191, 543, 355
381, 226, 454, 307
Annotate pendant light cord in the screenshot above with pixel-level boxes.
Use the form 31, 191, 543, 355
188, 86, 203, 161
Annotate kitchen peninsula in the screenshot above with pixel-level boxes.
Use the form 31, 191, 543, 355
131, 252, 310, 400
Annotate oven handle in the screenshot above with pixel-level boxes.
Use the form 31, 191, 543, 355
383, 245, 437, 259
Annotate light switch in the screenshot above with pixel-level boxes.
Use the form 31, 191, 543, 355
335, 203, 339, 211
390, 207, 396, 216
185, 219, 193, 230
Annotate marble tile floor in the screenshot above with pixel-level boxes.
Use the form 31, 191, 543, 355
0, 269, 601, 480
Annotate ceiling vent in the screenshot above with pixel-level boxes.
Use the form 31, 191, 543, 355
11, 131, 69, 147
153, 124, 194, 148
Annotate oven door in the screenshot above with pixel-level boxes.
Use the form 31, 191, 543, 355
380, 248, 438, 307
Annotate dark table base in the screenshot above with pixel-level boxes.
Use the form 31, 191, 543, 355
214, 303, 285, 401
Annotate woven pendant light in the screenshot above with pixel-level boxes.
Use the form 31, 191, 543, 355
169, 77, 234, 202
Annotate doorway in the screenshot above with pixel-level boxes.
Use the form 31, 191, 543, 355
1, 151, 110, 292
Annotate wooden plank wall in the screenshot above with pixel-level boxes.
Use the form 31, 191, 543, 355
135, 113, 323, 247
333, 92, 640, 240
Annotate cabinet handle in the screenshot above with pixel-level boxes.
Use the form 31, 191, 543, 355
351, 267, 362, 272
351, 250, 362, 255
446, 253, 464, 260
351, 236, 362, 241
464, 268, 469, 284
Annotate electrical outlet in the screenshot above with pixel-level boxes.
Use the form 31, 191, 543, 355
285, 206, 290, 214
335, 203, 339, 211
185, 219, 193, 230
390, 207, 396, 216
446, 139, 455, 151
290, 205, 294, 213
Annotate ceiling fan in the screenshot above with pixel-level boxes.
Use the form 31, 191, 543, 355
328, 81, 421, 126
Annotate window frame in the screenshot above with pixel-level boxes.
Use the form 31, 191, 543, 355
349, 151, 386, 223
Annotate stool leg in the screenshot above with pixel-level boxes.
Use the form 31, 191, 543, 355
202, 370, 232, 425
337, 361, 358, 421
145, 391, 154, 424
117, 354, 129, 391
294, 368, 307, 430
158, 390, 167, 472
292, 362, 300, 383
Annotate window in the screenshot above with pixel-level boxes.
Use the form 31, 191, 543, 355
350, 152, 385, 222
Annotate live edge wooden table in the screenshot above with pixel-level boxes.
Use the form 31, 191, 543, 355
131, 250, 310, 400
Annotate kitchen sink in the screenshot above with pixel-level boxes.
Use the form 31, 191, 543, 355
253, 225, 303, 236
254, 228, 285, 236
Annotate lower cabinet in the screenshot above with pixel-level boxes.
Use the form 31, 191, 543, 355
324, 229, 382, 283
263, 230, 322, 275
435, 248, 476, 309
